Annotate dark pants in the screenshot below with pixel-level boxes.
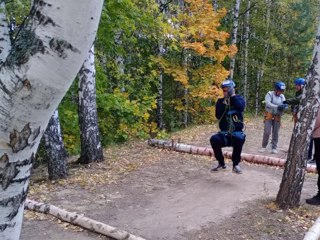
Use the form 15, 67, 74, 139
314, 138, 320, 192
210, 132, 246, 167
308, 138, 314, 160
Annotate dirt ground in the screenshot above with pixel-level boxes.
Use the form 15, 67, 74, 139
20, 115, 320, 240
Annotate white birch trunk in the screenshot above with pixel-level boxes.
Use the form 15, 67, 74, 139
43, 110, 67, 180
229, 0, 241, 79
114, 31, 126, 92
25, 199, 146, 240
276, 23, 320, 209
0, 1, 103, 239
255, 71, 261, 116
212, 0, 218, 11
0, 1, 11, 62
243, 0, 251, 103
78, 46, 104, 164
182, 52, 189, 127
255, 0, 271, 116
157, 44, 165, 130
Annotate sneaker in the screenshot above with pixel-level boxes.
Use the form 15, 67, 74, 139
232, 165, 242, 174
271, 149, 278, 154
259, 147, 266, 153
306, 193, 320, 205
211, 164, 227, 172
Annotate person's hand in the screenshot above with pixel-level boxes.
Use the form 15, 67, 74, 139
277, 104, 286, 111
283, 100, 288, 104
227, 87, 235, 97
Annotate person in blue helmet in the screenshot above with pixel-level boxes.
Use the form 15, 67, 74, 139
283, 78, 305, 125
210, 79, 246, 174
259, 82, 288, 154
284, 78, 314, 162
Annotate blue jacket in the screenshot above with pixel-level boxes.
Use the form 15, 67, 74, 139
215, 95, 245, 132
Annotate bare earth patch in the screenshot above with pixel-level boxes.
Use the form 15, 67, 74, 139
21, 115, 320, 240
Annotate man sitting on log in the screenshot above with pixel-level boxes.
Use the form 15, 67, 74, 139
210, 79, 246, 174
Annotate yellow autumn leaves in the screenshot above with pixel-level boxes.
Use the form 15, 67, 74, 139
156, 0, 237, 123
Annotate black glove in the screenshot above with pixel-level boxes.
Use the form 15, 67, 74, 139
277, 104, 286, 111
283, 101, 288, 104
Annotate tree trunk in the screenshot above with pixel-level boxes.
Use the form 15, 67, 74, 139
0, 1, 11, 63
229, 0, 241, 79
114, 31, 126, 92
157, 44, 165, 130
25, 199, 146, 240
212, 0, 218, 11
0, 1, 103, 239
276, 24, 320, 209
147, 139, 317, 173
255, 0, 271, 116
78, 46, 104, 164
243, 0, 251, 103
43, 110, 67, 180
255, 71, 261, 116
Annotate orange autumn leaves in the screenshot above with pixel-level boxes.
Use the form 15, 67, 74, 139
157, 0, 237, 123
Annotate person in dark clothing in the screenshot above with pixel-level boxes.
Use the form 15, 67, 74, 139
305, 109, 320, 205
284, 78, 314, 162
284, 78, 305, 125
210, 79, 246, 174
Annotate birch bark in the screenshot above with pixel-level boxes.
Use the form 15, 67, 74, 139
43, 110, 67, 180
276, 23, 320, 209
229, 0, 241, 79
0, 1, 103, 238
78, 46, 104, 164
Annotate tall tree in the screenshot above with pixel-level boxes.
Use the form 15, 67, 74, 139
254, 0, 271, 116
276, 23, 320, 209
243, 0, 251, 103
229, 0, 241, 79
78, 46, 104, 164
0, 1, 11, 62
158, 0, 236, 125
213, 0, 218, 11
43, 110, 68, 180
0, 1, 103, 239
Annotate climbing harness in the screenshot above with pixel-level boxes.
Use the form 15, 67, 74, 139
217, 97, 246, 146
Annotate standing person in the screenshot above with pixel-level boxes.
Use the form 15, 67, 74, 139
305, 109, 320, 205
210, 79, 246, 174
284, 78, 305, 124
259, 82, 288, 154
284, 78, 314, 162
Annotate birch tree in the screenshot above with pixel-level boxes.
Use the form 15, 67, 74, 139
276, 23, 320, 209
43, 110, 67, 180
212, 0, 218, 11
0, 1, 11, 62
243, 0, 250, 103
229, 0, 241, 79
0, 1, 103, 239
78, 46, 104, 164
255, 0, 271, 116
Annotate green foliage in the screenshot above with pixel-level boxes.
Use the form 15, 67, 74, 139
58, 80, 81, 155
26, 0, 318, 155
97, 89, 157, 144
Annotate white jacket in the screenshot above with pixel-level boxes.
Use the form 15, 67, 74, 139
265, 91, 286, 115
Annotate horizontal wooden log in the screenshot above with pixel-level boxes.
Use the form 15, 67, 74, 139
148, 139, 316, 173
24, 199, 145, 240
304, 217, 320, 240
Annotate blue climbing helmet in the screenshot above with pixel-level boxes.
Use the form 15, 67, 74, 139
274, 81, 286, 91
294, 78, 306, 86
221, 79, 236, 88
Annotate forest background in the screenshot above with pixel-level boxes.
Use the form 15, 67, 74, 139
8, 0, 318, 158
